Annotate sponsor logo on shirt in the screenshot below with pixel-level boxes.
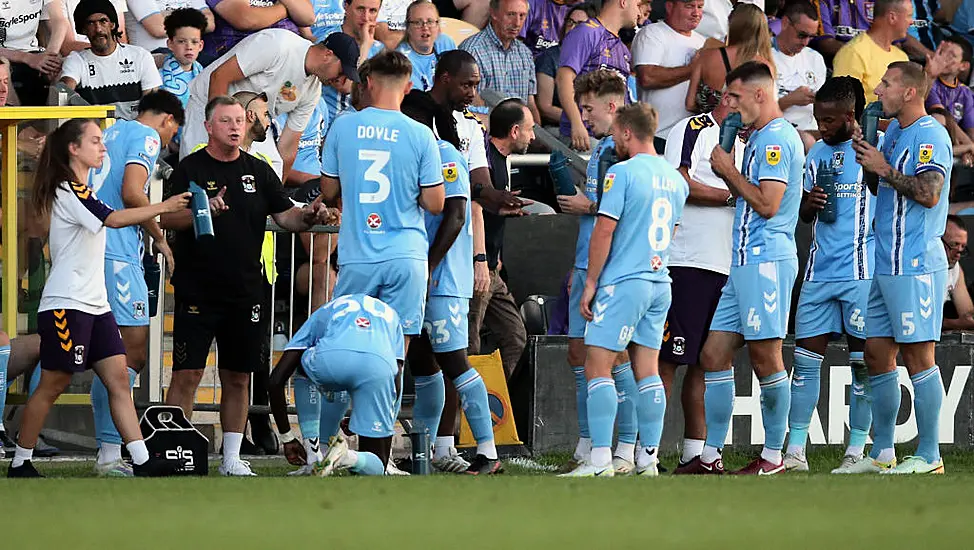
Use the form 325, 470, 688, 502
144, 136, 159, 157
919, 143, 934, 164
443, 162, 458, 182
366, 212, 382, 229
355, 317, 371, 329
650, 255, 663, 271
118, 58, 135, 74
602, 172, 615, 192
206, 180, 218, 191
766, 145, 781, 166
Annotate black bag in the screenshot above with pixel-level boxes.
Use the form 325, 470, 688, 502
140, 405, 209, 476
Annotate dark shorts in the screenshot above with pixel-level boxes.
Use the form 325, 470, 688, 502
659, 267, 728, 366
38, 309, 125, 373
172, 299, 265, 373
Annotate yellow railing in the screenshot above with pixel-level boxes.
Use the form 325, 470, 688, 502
0, 106, 115, 335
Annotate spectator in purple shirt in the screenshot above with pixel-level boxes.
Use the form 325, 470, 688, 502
927, 36, 974, 136
202, 0, 315, 65
519, 0, 583, 57
556, 0, 638, 151
811, 0, 872, 62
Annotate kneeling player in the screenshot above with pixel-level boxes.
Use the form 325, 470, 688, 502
402, 91, 500, 475
269, 294, 405, 476
561, 104, 688, 477
785, 77, 875, 473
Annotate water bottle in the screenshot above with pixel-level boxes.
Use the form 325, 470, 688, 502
816, 159, 837, 224
548, 149, 577, 196
409, 428, 431, 475
143, 253, 161, 317
189, 181, 214, 238
720, 112, 744, 153
861, 101, 883, 147
596, 146, 619, 204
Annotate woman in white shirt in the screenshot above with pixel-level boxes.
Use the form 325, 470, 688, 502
8, 119, 190, 478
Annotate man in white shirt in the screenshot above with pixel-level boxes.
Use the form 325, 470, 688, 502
59, 0, 161, 120
631, 0, 705, 148
772, 1, 827, 137
661, 96, 744, 471
125, 0, 215, 53
179, 28, 361, 179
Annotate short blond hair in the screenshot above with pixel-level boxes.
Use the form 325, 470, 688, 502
614, 103, 658, 141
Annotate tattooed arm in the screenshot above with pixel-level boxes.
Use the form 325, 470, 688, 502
881, 167, 944, 208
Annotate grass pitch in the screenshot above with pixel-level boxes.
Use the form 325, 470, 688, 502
3, 448, 974, 549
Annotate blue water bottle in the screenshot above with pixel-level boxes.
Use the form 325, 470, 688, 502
720, 112, 744, 152
549, 149, 577, 196
816, 160, 837, 224
861, 101, 883, 147
189, 181, 214, 238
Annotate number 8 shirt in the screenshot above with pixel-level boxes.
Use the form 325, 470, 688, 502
583, 153, 688, 352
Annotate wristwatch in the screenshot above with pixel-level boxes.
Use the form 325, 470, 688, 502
725, 193, 736, 206
474, 254, 488, 263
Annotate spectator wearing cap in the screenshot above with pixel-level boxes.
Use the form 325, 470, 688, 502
557, 0, 638, 151
943, 215, 974, 331
631, 0, 706, 151
519, 0, 584, 58
772, 1, 826, 141
0, 0, 70, 106
535, 2, 595, 127
124, 0, 215, 54
179, 28, 361, 180
459, 0, 540, 122
59, 0, 162, 120
831, 0, 910, 104
201, 0, 315, 66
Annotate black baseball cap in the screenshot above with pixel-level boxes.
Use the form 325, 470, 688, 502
323, 32, 362, 83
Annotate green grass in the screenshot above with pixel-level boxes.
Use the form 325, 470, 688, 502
3, 449, 974, 548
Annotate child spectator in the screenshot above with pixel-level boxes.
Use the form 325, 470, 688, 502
160, 8, 207, 151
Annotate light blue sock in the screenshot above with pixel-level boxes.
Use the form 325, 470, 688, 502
586, 377, 617, 450
704, 370, 735, 450
91, 367, 137, 446
612, 362, 638, 445
412, 373, 446, 439
869, 371, 901, 459
787, 347, 823, 451
454, 369, 493, 443
0, 346, 9, 431
848, 352, 871, 450
760, 370, 791, 451
911, 366, 943, 464
572, 366, 589, 438
635, 375, 665, 448
29, 365, 41, 396
350, 451, 386, 476
293, 375, 321, 441
319, 390, 350, 439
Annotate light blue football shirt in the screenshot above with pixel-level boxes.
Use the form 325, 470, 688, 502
596, 153, 689, 285
875, 115, 953, 276
90, 119, 161, 265
574, 135, 614, 270
733, 117, 804, 266
803, 138, 877, 282
286, 293, 405, 374
322, 107, 444, 264
426, 141, 472, 298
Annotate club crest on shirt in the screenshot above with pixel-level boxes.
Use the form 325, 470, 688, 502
443, 162, 458, 182
831, 151, 845, 170
954, 102, 965, 121
766, 145, 781, 166
603, 172, 615, 192
279, 81, 297, 102
241, 174, 256, 193
919, 143, 934, 164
